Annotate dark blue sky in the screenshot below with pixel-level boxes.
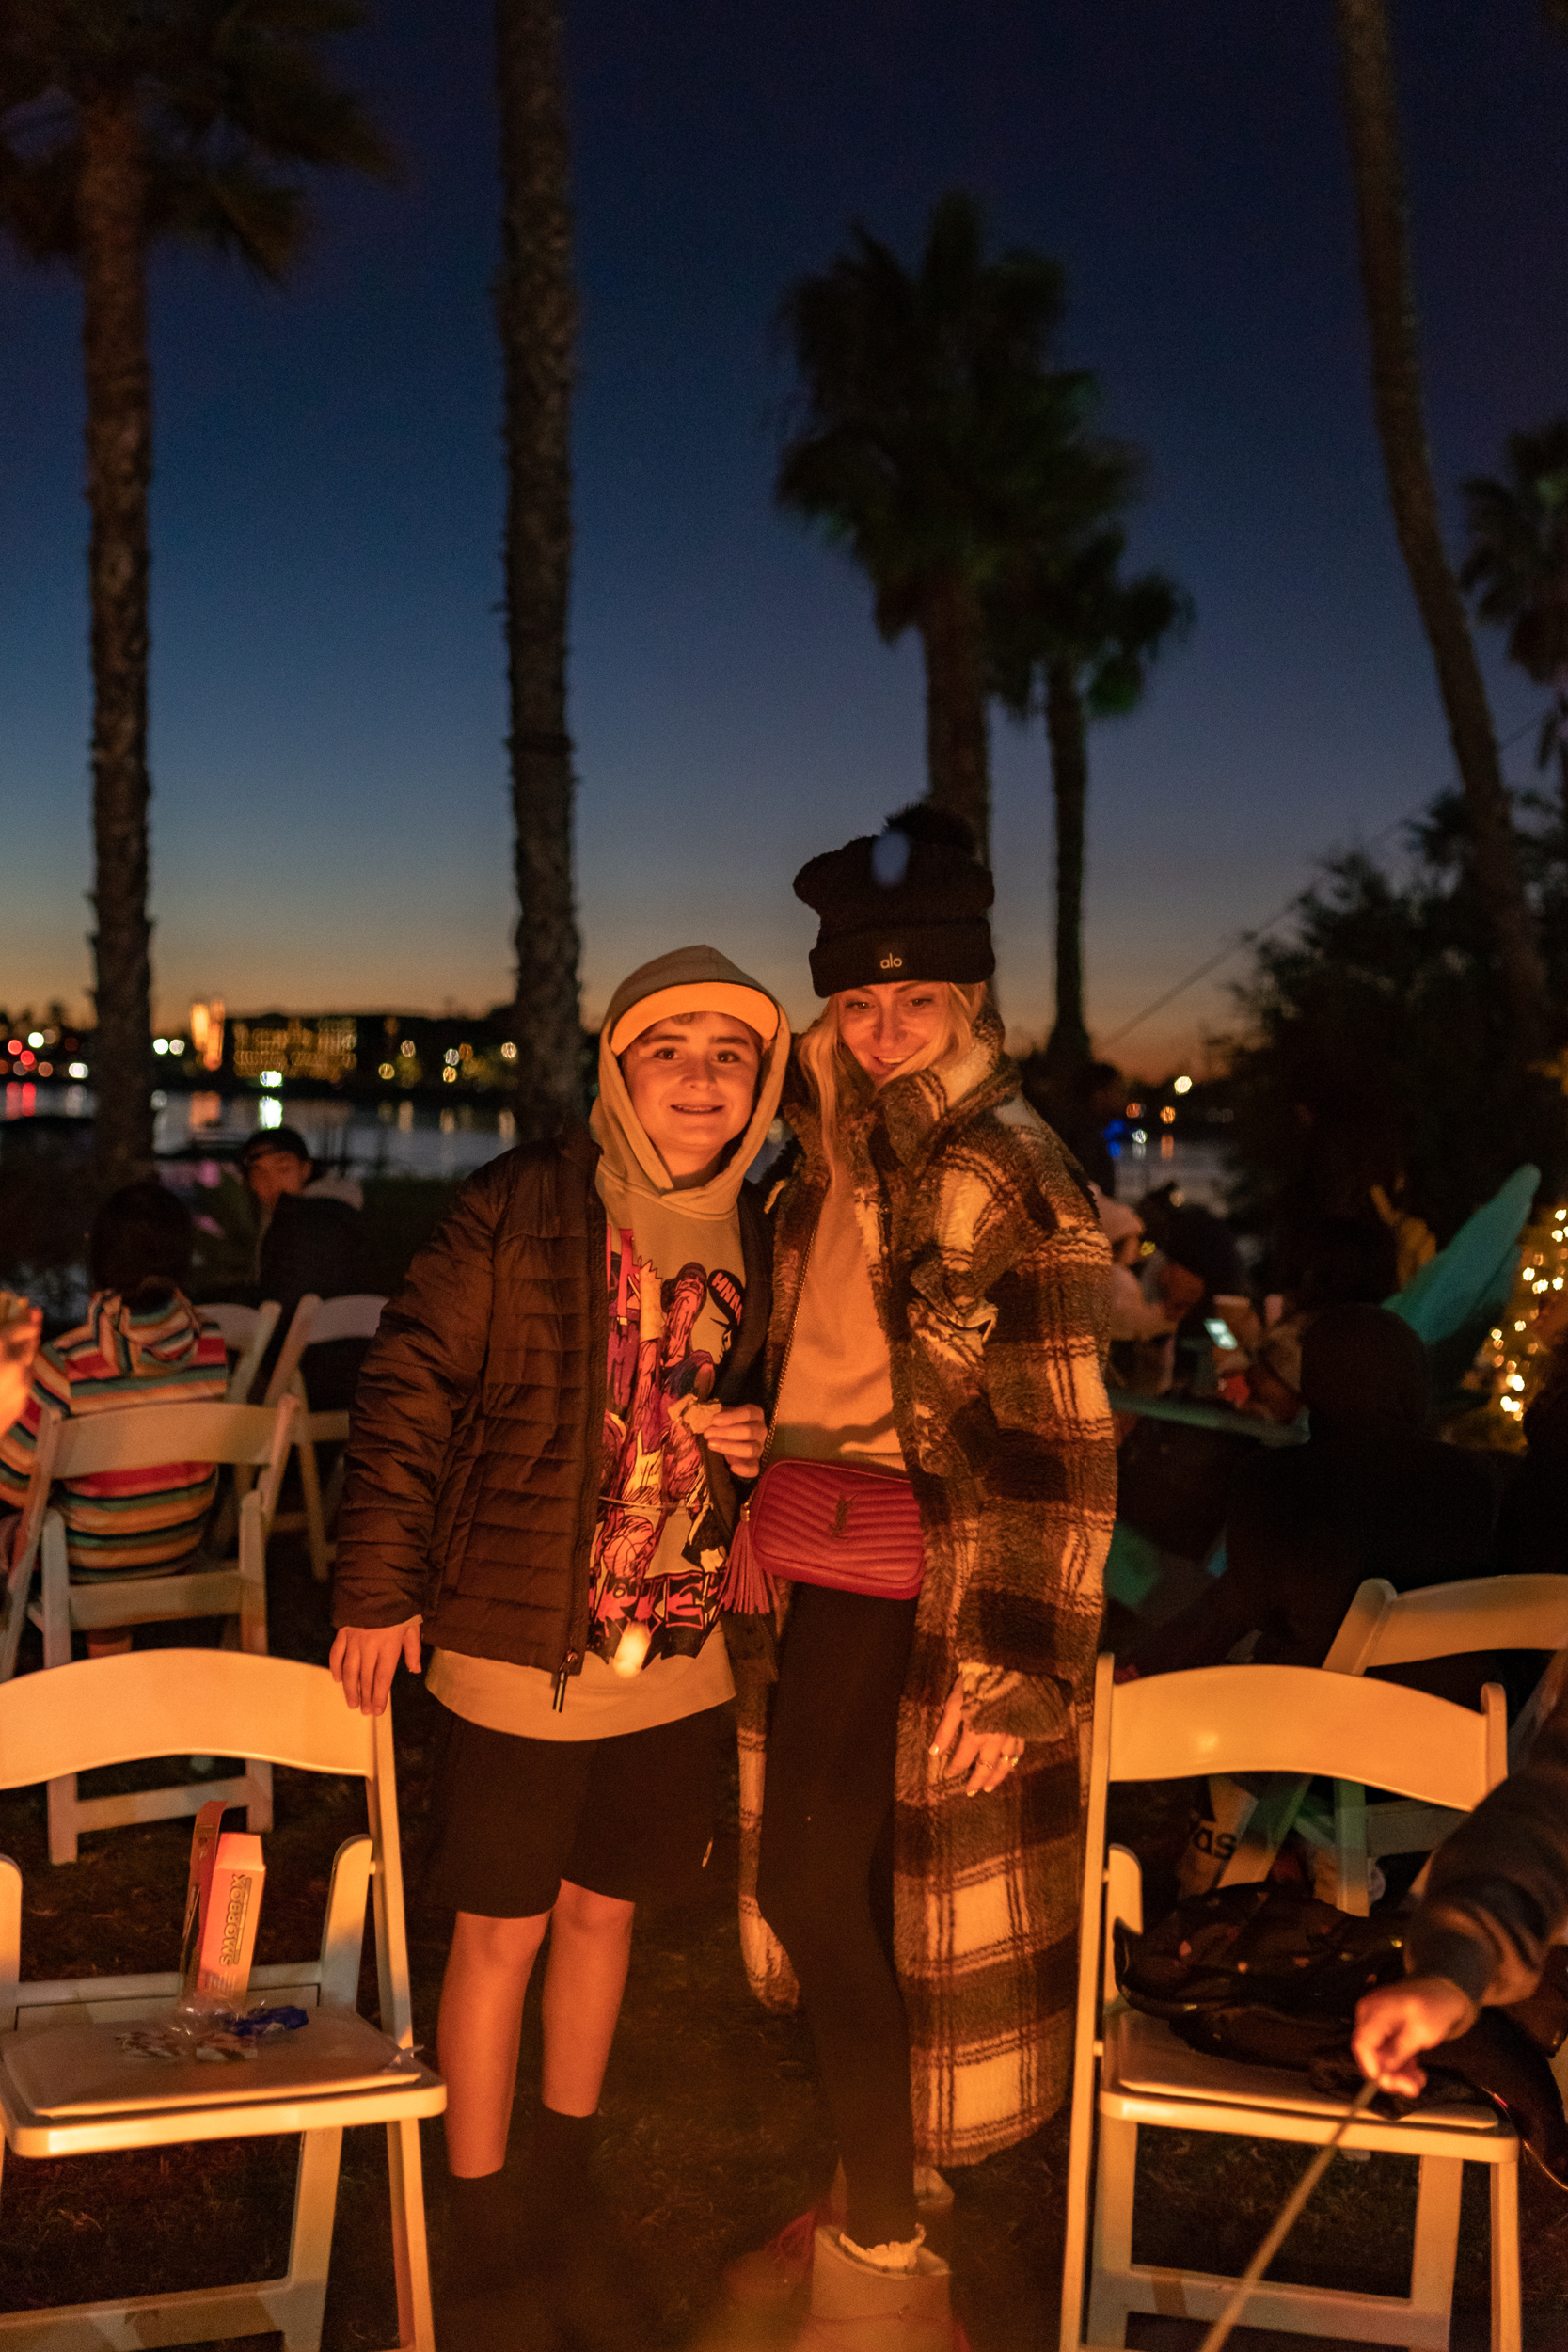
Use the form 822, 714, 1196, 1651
4, 0, 1566, 1067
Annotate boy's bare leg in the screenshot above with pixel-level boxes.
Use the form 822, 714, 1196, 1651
541, 1878, 637, 2114
438, 1907, 552, 2175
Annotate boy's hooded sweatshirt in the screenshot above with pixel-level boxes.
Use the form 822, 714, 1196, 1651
341, 946, 787, 1741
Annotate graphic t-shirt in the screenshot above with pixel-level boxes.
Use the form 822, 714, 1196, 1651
588, 1213, 746, 1671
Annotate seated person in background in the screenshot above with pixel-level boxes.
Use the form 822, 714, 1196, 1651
0, 1182, 228, 1656
0, 1295, 42, 1430
1098, 1193, 1179, 1347
1354, 1651, 1568, 2094
1127, 1190, 1247, 1398
1023, 1055, 1124, 1194
1128, 1303, 1497, 1685
243, 1125, 378, 1410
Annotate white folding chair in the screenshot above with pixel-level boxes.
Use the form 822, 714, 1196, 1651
2, 1398, 297, 1861
200, 1298, 282, 1403
1062, 1656, 1518, 2352
0, 1648, 443, 2350
263, 1295, 386, 1583
1211, 1573, 1568, 1909
1323, 1575, 1568, 1890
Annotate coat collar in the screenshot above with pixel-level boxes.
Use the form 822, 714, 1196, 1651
782, 1007, 1020, 1177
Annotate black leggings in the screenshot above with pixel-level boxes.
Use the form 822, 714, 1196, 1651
755, 1583, 921, 2248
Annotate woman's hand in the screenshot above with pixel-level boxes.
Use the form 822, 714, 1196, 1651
329, 1617, 423, 1716
1352, 1975, 1473, 2097
930, 1675, 1026, 1797
703, 1404, 767, 1478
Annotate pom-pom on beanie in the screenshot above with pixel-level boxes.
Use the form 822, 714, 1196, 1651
792, 803, 996, 997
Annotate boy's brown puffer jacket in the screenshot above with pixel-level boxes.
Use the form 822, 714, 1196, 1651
332, 1124, 769, 1692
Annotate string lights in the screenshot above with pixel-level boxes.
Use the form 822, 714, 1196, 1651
1471, 1205, 1568, 1444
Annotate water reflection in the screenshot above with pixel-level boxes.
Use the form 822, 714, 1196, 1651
1, 1083, 517, 1182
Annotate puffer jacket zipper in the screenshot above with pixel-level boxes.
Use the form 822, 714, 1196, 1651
555, 1180, 610, 1709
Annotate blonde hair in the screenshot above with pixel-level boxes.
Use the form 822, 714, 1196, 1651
797, 982, 985, 1174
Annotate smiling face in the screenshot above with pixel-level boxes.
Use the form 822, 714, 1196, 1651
833, 981, 949, 1088
621, 1010, 763, 1184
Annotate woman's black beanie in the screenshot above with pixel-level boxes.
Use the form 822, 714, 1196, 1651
793, 804, 995, 996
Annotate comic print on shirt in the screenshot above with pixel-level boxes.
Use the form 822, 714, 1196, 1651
588, 1227, 745, 1672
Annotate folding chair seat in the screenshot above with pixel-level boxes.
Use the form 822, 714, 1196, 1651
200, 1298, 282, 1403
1062, 1657, 1519, 2352
0, 1397, 297, 1861
262, 1294, 387, 1583
0, 1648, 444, 2349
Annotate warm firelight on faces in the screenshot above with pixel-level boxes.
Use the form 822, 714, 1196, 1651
833, 982, 947, 1087
621, 1011, 762, 1185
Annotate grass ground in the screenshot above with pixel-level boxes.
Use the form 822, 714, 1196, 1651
4, 1536, 1568, 2348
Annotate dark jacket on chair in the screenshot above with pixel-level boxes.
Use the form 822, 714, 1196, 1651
331, 1126, 771, 1691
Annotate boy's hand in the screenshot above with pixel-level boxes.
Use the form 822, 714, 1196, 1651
1352, 1974, 1473, 2096
703, 1404, 767, 1478
329, 1617, 423, 1716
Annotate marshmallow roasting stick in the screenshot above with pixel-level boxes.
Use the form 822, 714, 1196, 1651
1196, 2077, 1382, 2352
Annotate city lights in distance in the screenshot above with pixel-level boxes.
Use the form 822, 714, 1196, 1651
378, 1062, 395, 1081
153, 1038, 168, 1055
500, 1041, 517, 1061
258, 1097, 282, 1130
1173, 1074, 1193, 1095
170, 1038, 185, 1055
260, 1069, 283, 1089
68, 1063, 88, 1080
26, 1033, 42, 1050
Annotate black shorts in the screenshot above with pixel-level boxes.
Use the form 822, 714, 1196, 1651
424, 1699, 728, 1918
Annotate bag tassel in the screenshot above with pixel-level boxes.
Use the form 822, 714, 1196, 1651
718, 1507, 772, 1614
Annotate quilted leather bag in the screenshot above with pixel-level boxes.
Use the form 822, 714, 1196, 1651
717, 1459, 926, 1613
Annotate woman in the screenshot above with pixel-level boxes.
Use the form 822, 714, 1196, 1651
736, 807, 1116, 2346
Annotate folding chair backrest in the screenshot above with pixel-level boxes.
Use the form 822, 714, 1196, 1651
0, 1651, 412, 2042
49, 1401, 285, 1478
1323, 1573, 1568, 1676
263, 1295, 320, 1406
45, 1399, 297, 1526
201, 1300, 281, 1402
200, 1302, 262, 1350
304, 1294, 387, 1349
1103, 1659, 1506, 1809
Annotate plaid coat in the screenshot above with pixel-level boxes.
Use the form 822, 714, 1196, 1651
738, 1011, 1115, 2162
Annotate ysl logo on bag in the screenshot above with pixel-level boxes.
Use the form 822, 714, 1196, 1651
830, 1497, 851, 1540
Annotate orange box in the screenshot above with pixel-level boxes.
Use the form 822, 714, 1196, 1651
196, 1832, 266, 2004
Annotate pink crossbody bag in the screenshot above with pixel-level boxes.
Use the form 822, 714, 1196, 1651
717, 1456, 926, 1613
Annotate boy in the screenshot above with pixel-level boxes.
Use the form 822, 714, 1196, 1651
329, 946, 786, 2342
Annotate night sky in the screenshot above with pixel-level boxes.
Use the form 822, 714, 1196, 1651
4, 0, 1567, 1070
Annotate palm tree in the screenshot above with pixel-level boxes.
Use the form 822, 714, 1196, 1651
990, 529, 1190, 1086
0, 1, 390, 1190
1334, 0, 1549, 1065
1460, 421, 1568, 811
777, 191, 1101, 863
496, 0, 584, 1139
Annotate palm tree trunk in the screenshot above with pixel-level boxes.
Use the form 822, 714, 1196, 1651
1336, 0, 1549, 1062
496, 0, 584, 1140
919, 579, 990, 860
1042, 660, 1091, 1085
79, 87, 154, 1188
